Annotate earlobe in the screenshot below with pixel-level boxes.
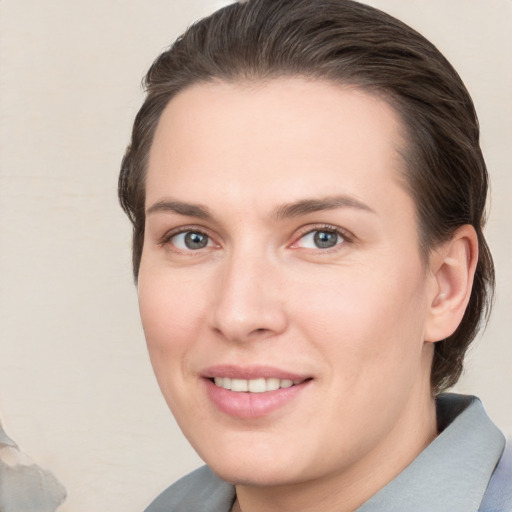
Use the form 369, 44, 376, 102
424, 225, 479, 343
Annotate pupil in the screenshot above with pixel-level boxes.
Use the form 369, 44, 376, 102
185, 232, 208, 249
314, 231, 338, 248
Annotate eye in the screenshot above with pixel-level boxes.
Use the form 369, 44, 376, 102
295, 228, 345, 249
169, 231, 213, 251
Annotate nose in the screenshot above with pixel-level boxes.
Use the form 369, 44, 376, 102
209, 248, 288, 343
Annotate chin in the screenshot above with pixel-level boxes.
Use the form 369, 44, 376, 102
195, 438, 312, 487
208, 459, 298, 487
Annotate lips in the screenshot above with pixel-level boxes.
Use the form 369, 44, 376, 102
202, 365, 312, 418
202, 364, 308, 381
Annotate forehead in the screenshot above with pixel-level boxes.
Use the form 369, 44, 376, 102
146, 78, 411, 216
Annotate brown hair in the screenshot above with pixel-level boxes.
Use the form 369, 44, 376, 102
119, 0, 494, 393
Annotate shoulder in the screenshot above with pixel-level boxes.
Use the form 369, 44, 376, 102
144, 465, 235, 512
480, 440, 512, 512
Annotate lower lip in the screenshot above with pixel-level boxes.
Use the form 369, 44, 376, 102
204, 379, 310, 419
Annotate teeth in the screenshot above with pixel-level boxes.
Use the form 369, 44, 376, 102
266, 378, 280, 391
214, 377, 231, 390
248, 378, 266, 393
213, 377, 303, 393
231, 378, 248, 392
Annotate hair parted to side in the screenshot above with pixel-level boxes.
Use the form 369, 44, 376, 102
119, 0, 494, 394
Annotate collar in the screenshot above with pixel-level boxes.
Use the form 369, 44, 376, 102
357, 394, 505, 512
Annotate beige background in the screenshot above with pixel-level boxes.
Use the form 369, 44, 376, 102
0, 1, 510, 510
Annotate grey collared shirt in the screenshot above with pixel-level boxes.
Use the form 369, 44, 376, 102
145, 394, 507, 512
359, 394, 505, 512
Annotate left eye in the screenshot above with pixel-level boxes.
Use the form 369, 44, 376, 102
297, 229, 344, 249
171, 231, 213, 250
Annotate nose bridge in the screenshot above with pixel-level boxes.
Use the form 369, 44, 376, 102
210, 242, 287, 342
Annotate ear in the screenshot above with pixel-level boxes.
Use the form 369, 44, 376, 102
424, 225, 479, 343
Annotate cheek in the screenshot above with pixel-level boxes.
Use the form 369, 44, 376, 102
137, 268, 206, 389
137, 276, 212, 439
138, 260, 207, 337
292, 262, 429, 384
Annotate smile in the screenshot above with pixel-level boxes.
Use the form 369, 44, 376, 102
212, 377, 306, 393
204, 369, 312, 418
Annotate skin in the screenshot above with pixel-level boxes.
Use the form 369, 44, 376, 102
138, 78, 477, 512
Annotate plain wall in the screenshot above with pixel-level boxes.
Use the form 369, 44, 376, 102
0, 1, 510, 510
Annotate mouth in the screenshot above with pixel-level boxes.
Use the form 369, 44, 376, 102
211, 377, 309, 393
202, 366, 313, 418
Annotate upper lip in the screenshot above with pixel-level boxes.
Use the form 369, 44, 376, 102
201, 364, 311, 381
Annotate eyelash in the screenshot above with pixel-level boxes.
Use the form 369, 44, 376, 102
291, 224, 352, 251
159, 226, 216, 250
158, 224, 353, 253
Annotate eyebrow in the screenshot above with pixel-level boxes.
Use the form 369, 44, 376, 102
146, 199, 211, 219
145, 195, 375, 221
272, 195, 376, 220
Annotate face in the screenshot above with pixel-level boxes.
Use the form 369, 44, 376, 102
138, 79, 437, 488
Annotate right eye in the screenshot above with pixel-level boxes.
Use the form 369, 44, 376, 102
168, 231, 213, 251
296, 229, 344, 250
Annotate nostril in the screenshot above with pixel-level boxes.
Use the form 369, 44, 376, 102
210, 296, 288, 342
249, 327, 273, 338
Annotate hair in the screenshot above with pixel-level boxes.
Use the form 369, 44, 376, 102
118, 0, 494, 394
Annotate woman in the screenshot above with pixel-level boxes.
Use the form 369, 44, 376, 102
119, 0, 510, 510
